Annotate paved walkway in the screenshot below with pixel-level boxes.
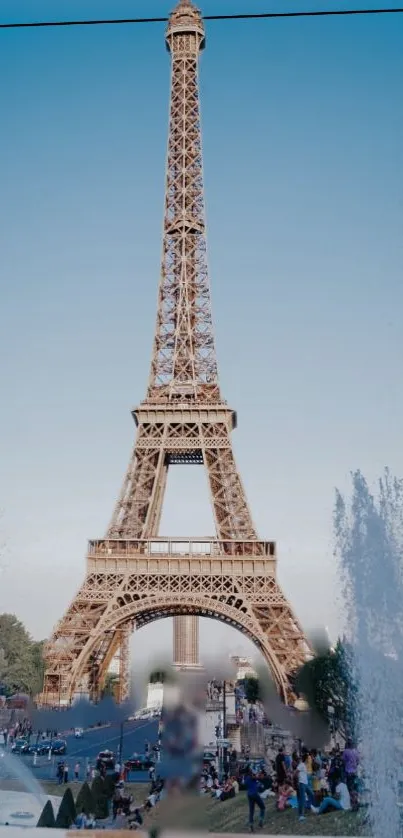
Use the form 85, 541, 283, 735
72, 832, 350, 837
0, 829, 348, 836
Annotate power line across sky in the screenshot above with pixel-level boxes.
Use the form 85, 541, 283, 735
0, 7, 402, 29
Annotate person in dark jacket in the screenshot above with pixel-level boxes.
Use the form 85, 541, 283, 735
244, 769, 265, 833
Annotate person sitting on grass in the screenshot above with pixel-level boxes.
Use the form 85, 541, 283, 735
220, 776, 239, 802
312, 772, 351, 815
277, 781, 297, 811
127, 805, 144, 830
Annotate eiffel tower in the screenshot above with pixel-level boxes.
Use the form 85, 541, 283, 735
40, 0, 309, 706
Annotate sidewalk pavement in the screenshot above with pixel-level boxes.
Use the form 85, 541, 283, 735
70, 832, 350, 837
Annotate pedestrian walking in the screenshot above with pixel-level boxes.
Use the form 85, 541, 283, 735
74, 762, 80, 781
64, 763, 69, 784
244, 768, 265, 833
57, 762, 64, 785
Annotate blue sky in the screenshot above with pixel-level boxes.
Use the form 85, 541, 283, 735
0, 0, 402, 669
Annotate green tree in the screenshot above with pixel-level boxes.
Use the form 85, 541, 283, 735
75, 782, 95, 816
30, 641, 45, 696
294, 638, 357, 741
103, 773, 117, 800
55, 788, 76, 829
101, 673, 119, 699
149, 670, 165, 684
243, 676, 260, 704
36, 800, 56, 828
0, 648, 8, 693
0, 614, 45, 696
91, 776, 109, 820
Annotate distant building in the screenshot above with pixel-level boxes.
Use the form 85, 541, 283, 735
108, 657, 120, 676
147, 680, 164, 710
230, 656, 257, 681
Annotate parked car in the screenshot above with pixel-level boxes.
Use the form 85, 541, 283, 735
31, 741, 52, 755
97, 750, 115, 769
74, 728, 84, 739
124, 753, 155, 772
11, 738, 30, 755
51, 739, 67, 755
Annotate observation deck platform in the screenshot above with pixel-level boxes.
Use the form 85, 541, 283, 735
86, 537, 277, 578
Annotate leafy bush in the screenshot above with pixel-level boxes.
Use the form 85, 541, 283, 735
75, 781, 95, 816
103, 773, 117, 799
243, 676, 260, 704
36, 800, 55, 828
91, 776, 109, 819
55, 788, 76, 829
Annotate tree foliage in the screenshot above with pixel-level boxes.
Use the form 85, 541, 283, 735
149, 670, 166, 684
36, 800, 56, 828
55, 788, 76, 829
91, 776, 109, 819
103, 773, 118, 799
0, 613, 45, 696
243, 676, 260, 704
101, 672, 119, 699
75, 782, 95, 816
294, 638, 357, 741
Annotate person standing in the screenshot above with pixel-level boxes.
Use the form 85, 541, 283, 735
312, 774, 351, 814
63, 763, 69, 784
244, 769, 265, 833
57, 762, 64, 785
74, 762, 80, 781
296, 752, 315, 822
275, 746, 287, 786
342, 739, 359, 793
305, 749, 313, 790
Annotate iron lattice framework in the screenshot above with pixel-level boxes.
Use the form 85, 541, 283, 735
40, 0, 309, 706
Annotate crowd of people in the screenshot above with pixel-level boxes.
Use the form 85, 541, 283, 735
2, 718, 34, 743
200, 738, 360, 832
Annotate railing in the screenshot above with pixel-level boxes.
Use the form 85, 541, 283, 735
87, 537, 276, 559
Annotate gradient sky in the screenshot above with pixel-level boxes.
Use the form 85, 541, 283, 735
0, 0, 402, 672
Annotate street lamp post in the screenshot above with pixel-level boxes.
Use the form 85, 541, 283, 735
220, 679, 228, 779
328, 703, 335, 746
118, 721, 124, 766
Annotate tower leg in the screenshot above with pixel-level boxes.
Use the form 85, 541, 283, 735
118, 626, 131, 702
173, 615, 200, 669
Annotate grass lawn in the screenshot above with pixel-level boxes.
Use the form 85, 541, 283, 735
0, 778, 369, 834
147, 791, 369, 835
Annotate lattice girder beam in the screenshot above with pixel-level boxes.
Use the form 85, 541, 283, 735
40, 538, 308, 705
108, 405, 257, 543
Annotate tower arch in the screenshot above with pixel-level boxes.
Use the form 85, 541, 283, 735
68, 594, 289, 702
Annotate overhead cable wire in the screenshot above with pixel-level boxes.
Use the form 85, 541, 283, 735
0, 7, 403, 30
